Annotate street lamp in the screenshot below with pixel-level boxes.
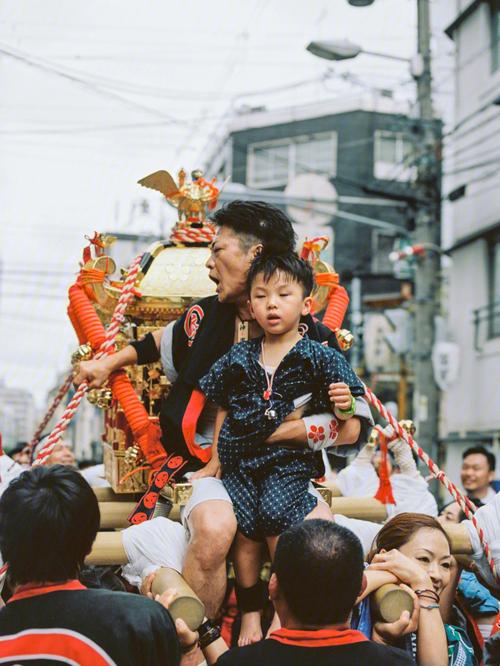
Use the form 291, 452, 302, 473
307, 1, 442, 468
306, 38, 410, 63
348, 0, 375, 5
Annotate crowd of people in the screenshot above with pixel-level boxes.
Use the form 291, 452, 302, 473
0, 201, 499, 665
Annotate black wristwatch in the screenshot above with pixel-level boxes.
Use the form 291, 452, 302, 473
198, 620, 221, 650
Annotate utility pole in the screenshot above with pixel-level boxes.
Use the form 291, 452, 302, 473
413, 0, 441, 463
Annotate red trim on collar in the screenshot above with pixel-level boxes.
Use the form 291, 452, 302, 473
182, 389, 211, 463
9, 579, 86, 603
270, 627, 368, 648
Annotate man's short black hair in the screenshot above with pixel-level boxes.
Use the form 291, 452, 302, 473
273, 520, 364, 625
463, 445, 496, 471
0, 465, 100, 585
211, 201, 297, 254
9, 442, 28, 457
246, 252, 314, 297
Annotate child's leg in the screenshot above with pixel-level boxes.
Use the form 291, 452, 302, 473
234, 531, 264, 646
305, 497, 334, 521
225, 470, 265, 647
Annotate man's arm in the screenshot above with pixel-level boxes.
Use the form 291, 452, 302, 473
265, 413, 361, 448
73, 329, 163, 388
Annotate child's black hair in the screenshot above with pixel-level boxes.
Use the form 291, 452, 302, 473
246, 252, 314, 297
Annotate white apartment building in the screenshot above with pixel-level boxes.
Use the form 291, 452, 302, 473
441, 0, 500, 480
0, 379, 37, 448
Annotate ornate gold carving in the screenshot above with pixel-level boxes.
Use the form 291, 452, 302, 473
399, 419, 416, 436
171, 483, 194, 505
124, 444, 142, 468
316, 486, 333, 506
335, 328, 355, 351
368, 428, 380, 447
103, 444, 149, 494
71, 342, 93, 367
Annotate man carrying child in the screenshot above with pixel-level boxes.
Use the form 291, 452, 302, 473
198, 252, 364, 644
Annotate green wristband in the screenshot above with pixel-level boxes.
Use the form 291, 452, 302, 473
337, 395, 356, 416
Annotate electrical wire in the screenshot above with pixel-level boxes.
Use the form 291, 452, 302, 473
0, 41, 188, 125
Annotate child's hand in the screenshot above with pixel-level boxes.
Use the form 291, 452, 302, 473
328, 382, 353, 411
190, 457, 221, 480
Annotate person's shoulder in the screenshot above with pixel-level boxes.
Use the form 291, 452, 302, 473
355, 640, 413, 664
215, 641, 269, 665
79, 588, 173, 623
305, 337, 342, 361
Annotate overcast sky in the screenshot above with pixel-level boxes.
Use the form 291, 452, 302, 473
0, 0, 456, 406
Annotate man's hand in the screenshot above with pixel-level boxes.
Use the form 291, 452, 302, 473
372, 585, 420, 645
328, 382, 352, 411
73, 358, 112, 389
140, 571, 157, 597
154, 588, 200, 656
368, 550, 433, 589
190, 457, 221, 480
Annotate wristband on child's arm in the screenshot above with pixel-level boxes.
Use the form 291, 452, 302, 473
336, 395, 356, 419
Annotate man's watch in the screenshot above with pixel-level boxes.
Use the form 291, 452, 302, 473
198, 619, 221, 650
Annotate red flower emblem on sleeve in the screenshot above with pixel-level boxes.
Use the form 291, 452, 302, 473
307, 425, 326, 444
329, 418, 339, 442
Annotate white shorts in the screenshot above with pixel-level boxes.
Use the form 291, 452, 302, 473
121, 517, 189, 588
181, 477, 327, 534
333, 514, 381, 557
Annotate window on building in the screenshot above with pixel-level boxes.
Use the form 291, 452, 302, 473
489, 232, 500, 337
373, 130, 415, 181
491, 0, 500, 71
371, 231, 397, 274
247, 132, 337, 188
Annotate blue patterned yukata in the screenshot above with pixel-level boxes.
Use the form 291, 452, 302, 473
198, 335, 364, 540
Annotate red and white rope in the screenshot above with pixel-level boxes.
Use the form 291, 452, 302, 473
28, 371, 74, 463
365, 386, 498, 582
34, 254, 143, 465
170, 225, 215, 245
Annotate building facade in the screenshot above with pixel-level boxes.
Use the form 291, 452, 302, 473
441, 0, 500, 479
204, 94, 441, 416
0, 379, 37, 449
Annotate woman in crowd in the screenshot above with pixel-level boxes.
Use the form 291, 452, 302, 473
354, 512, 478, 665
438, 499, 499, 642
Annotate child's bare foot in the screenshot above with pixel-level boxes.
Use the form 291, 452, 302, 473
265, 611, 281, 638
238, 610, 263, 647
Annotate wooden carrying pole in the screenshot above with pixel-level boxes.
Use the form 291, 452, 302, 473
93, 487, 137, 502
372, 584, 414, 623
87, 519, 473, 566
99, 502, 137, 529
96, 495, 389, 529
151, 567, 205, 631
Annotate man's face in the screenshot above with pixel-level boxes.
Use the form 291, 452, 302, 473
461, 453, 494, 494
249, 272, 311, 336
13, 447, 30, 466
205, 227, 260, 304
438, 502, 461, 525
47, 442, 76, 468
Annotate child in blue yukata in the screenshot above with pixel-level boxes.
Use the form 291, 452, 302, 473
198, 252, 365, 645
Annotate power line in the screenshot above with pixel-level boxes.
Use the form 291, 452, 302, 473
0, 41, 188, 125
